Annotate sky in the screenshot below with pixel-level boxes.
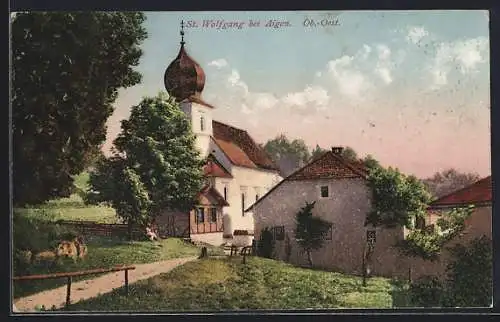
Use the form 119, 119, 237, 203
104, 10, 491, 178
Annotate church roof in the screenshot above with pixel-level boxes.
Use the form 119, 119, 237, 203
246, 148, 367, 212
429, 176, 492, 208
164, 30, 206, 102
212, 120, 279, 172
203, 154, 233, 178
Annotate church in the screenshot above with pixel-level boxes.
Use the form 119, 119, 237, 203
155, 24, 282, 246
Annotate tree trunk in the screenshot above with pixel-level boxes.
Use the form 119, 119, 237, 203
307, 250, 313, 267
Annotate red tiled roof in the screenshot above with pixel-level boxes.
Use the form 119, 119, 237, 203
212, 121, 279, 171
287, 151, 368, 181
246, 150, 367, 212
429, 176, 492, 208
203, 154, 233, 178
197, 184, 229, 207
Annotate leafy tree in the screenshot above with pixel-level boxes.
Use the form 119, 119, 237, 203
366, 166, 432, 228
295, 201, 331, 267
86, 92, 205, 237
362, 154, 381, 170
310, 144, 329, 161
422, 168, 480, 199
263, 134, 311, 177
341, 146, 358, 162
367, 165, 473, 264
12, 12, 147, 206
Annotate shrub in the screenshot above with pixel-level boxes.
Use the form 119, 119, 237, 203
409, 275, 445, 307
256, 227, 274, 259
444, 235, 492, 307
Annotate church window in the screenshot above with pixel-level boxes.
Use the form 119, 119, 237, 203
255, 194, 259, 202
200, 116, 205, 132
241, 193, 245, 214
224, 186, 228, 201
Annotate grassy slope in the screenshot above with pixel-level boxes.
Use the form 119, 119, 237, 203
14, 172, 118, 224
13, 237, 224, 299
66, 257, 405, 311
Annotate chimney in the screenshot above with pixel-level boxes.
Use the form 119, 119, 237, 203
331, 146, 344, 154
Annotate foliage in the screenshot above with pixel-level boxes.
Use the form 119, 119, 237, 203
64, 257, 396, 310
362, 154, 381, 170
86, 92, 205, 228
12, 12, 147, 206
257, 227, 275, 259
408, 275, 445, 307
310, 144, 329, 161
444, 235, 492, 307
263, 134, 311, 177
295, 201, 332, 267
422, 168, 480, 199
366, 166, 432, 229
397, 206, 474, 261
341, 146, 358, 162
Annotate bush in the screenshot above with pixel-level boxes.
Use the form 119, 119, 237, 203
256, 227, 274, 259
444, 235, 492, 307
409, 275, 445, 307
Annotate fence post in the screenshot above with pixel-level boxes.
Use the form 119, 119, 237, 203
66, 276, 72, 307
125, 269, 129, 296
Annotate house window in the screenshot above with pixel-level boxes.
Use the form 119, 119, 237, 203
325, 223, 334, 240
223, 186, 228, 201
209, 208, 217, 223
320, 185, 329, 198
200, 116, 205, 132
272, 226, 285, 241
195, 208, 205, 224
241, 193, 246, 216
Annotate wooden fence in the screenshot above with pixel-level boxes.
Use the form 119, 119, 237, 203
13, 265, 136, 308
56, 220, 144, 239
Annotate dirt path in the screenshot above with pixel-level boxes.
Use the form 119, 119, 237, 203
13, 256, 198, 312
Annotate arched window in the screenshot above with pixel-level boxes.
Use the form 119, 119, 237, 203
200, 116, 205, 132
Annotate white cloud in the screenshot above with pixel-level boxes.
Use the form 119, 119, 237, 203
406, 26, 429, 44
283, 86, 330, 108
327, 55, 372, 98
373, 44, 393, 84
428, 37, 489, 88
208, 58, 228, 68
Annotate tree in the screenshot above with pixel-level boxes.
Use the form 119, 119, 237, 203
366, 166, 432, 229
295, 201, 332, 267
12, 12, 147, 206
422, 168, 480, 199
362, 154, 381, 170
341, 146, 358, 162
86, 92, 205, 237
310, 144, 329, 161
263, 134, 311, 177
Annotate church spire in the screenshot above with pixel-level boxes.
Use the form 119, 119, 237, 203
180, 20, 185, 45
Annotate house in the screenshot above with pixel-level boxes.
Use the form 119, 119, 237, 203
408, 175, 492, 280
246, 147, 408, 278
155, 25, 282, 246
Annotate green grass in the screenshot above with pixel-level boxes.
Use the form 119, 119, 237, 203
13, 237, 223, 299
14, 171, 119, 224
64, 257, 405, 311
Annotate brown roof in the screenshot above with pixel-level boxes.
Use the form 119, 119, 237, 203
212, 121, 279, 171
203, 154, 233, 178
246, 150, 367, 212
287, 150, 368, 181
429, 176, 492, 208
197, 184, 229, 207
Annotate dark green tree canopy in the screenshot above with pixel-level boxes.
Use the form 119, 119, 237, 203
12, 12, 147, 206
263, 134, 311, 177
86, 92, 205, 226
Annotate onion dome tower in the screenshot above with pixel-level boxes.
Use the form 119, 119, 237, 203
164, 20, 206, 102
